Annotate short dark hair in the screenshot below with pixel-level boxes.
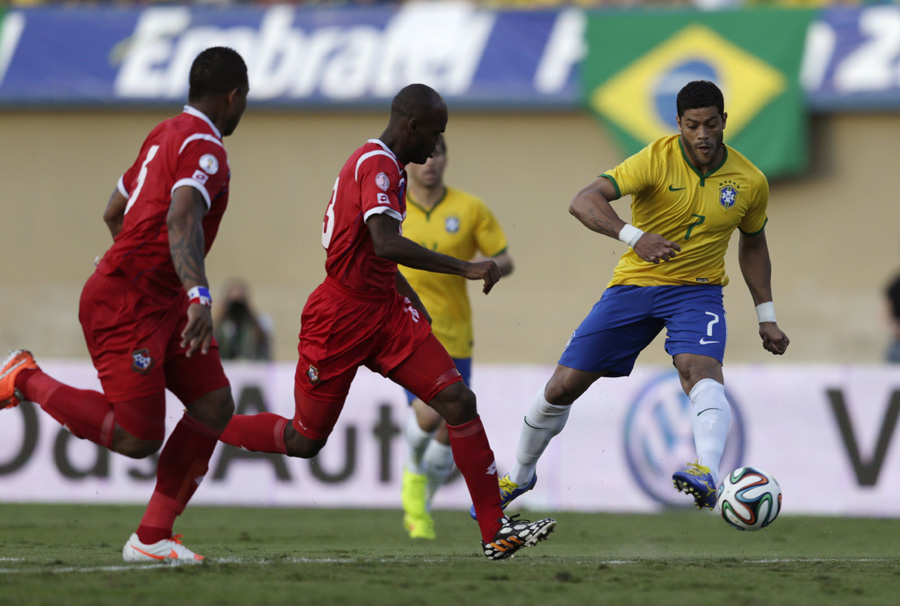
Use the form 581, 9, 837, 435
676, 80, 724, 117
391, 83, 444, 120
188, 47, 248, 101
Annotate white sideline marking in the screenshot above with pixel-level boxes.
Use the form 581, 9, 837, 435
747, 558, 886, 563
0, 556, 888, 575
0, 563, 170, 574
0, 556, 439, 574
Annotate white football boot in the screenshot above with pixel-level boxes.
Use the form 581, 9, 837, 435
122, 533, 205, 563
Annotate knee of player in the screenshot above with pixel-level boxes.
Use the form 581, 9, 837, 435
189, 388, 235, 428
544, 377, 583, 406
439, 384, 478, 423
674, 355, 723, 393
210, 391, 236, 422
284, 428, 327, 459
116, 436, 163, 459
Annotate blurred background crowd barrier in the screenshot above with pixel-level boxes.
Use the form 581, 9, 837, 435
2, 361, 897, 516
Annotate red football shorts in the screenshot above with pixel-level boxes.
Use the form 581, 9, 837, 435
292, 277, 462, 441
79, 271, 230, 438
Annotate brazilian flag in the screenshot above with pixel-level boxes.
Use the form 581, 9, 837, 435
581, 9, 816, 179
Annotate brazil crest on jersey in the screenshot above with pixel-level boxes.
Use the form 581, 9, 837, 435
400, 186, 507, 358
601, 134, 768, 287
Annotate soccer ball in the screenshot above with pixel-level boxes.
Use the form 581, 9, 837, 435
716, 467, 782, 531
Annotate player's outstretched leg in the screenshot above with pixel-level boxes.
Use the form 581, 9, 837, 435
469, 472, 538, 520
672, 460, 718, 509
122, 533, 205, 562
482, 514, 556, 561
0, 350, 39, 408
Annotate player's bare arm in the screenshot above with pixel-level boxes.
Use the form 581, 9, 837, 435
395, 271, 432, 324
103, 188, 128, 239
738, 229, 789, 355
367, 213, 501, 294
168, 186, 213, 357
570, 177, 680, 264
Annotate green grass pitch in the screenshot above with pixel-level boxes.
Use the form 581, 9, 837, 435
1, 504, 898, 606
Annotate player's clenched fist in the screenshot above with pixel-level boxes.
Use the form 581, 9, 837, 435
759, 323, 789, 356
466, 260, 501, 294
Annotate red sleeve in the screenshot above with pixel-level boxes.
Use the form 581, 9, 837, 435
357, 153, 403, 222
174, 138, 230, 209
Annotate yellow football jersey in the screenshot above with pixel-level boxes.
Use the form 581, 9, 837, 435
602, 135, 768, 287
400, 186, 508, 358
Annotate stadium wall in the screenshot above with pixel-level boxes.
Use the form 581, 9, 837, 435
1, 109, 899, 365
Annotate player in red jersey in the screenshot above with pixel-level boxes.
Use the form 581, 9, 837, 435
0, 47, 249, 562
219, 84, 555, 560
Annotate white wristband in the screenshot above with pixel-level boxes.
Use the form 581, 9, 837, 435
618, 224, 644, 248
756, 301, 776, 323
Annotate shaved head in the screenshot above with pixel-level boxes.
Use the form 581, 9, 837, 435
391, 84, 446, 120
381, 84, 448, 165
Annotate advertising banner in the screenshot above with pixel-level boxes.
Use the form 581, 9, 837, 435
3, 5, 900, 115
580, 9, 816, 179
2, 362, 900, 518
801, 5, 900, 110
0, 4, 582, 109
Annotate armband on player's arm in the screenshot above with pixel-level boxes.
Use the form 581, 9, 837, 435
617, 224, 644, 248
187, 286, 212, 307
755, 302, 776, 323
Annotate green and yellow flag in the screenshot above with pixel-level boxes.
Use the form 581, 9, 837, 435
581, 9, 816, 178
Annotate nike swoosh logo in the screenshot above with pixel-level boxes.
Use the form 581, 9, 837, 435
699, 339, 720, 345
131, 546, 179, 560
668, 185, 686, 191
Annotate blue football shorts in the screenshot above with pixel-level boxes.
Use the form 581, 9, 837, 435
405, 356, 471, 404
558, 284, 727, 377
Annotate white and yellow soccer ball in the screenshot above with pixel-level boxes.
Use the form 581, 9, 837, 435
716, 467, 782, 531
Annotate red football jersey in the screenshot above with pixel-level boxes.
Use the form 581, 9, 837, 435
96, 106, 231, 301
321, 139, 407, 293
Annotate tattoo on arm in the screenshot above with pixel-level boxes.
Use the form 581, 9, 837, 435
585, 207, 617, 236
170, 189, 208, 288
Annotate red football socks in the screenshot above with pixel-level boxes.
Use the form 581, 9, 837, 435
16, 368, 115, 448
219, 413, 289, 455
446, 415, 503, 543
137, 414, 222, 544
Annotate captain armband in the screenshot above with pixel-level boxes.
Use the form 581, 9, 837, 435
617, 224, 644, 249
756, 302, 776, 324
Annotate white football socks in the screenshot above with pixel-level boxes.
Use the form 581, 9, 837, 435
690, 378, 731, 485
421, 440, 455, 509
509, 386, 571, 486
405, 413, 435, 474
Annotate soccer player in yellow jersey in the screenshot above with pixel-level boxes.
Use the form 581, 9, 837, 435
400, 136, 514, 539
473, 80, 790, 518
